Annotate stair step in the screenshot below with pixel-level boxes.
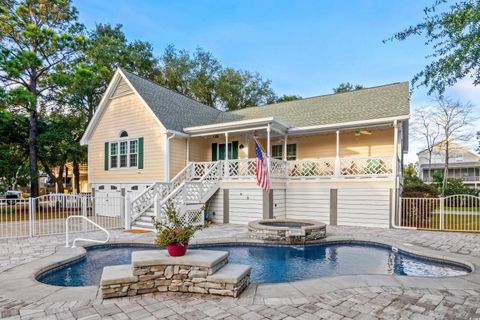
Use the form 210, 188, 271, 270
101, 264, 137, 286
138, 215, 155, 222
207, 264, 252, 284
131, 225, 155, 231
132, 221, 154, 229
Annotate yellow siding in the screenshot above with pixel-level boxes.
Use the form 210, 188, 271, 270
189, 134, 248, 161
88, 93, 165, 183
170, 137, 187, 178
247, 128, 393, 159
339, 128, 394, 157
111, 78, 133, 98
189, 137, 210, 162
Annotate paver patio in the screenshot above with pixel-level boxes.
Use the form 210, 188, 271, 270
1, 225, 480, 319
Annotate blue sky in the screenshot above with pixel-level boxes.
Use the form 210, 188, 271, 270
73, 0, 479, 161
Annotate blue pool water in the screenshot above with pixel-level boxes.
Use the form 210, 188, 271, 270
37, 243, 470, 286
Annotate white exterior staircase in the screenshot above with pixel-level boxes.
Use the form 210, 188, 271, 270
128, 162, 221, 230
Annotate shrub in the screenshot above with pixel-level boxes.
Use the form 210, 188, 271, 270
402, 183, 439, 197
152, 202, 204, 247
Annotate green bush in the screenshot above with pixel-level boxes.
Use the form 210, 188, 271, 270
152, 202, 205, 247
402, 164, 439, 197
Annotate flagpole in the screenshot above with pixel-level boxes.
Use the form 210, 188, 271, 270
253, 136, 271, 192
266, 124, 271, 181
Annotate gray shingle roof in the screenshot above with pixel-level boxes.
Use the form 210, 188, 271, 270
122, 69, 409, 132
217, 82, 410, 127
121, 69, 226, 132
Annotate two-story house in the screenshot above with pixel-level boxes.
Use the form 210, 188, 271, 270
80, 68, 410, 230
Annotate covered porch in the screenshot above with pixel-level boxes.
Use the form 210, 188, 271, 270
180, 118, 400, 180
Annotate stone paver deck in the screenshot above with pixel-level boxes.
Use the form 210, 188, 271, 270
1, 225, 480, 319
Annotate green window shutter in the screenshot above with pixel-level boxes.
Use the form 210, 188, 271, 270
138, 137, 144, 169
211, 143, 218, 161
104, 142, 109, 171
232, 141, 239, 159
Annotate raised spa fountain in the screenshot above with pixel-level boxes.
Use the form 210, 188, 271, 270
248, 219, 326, 243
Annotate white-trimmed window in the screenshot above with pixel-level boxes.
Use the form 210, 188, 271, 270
271, 144, 297, 160
110, 139, 138, 169
272, 145, 283, 160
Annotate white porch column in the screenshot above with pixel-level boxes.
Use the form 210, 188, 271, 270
224, 132, 229, 176
267, 124, 271, 173
283, 135, 288, 161
186, 137, 190, 164
335, 130, 340, 176
243, 133, 249, 159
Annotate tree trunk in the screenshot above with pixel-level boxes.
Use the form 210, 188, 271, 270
73, 160, 80, 193
55, 165, 65, 193
428, 151, 432, 182
29, 109, 39, 197
443, 140, 449, 196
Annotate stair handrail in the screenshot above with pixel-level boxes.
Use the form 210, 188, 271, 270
130, 182, 157, 204
185, 162, 222, 202
65, 215, 110, 248
158, 162, 221, 211
170, 162, 194, 190
130, 182, 170, 223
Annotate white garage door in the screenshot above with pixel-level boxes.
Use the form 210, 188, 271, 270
337, 188, 391, 228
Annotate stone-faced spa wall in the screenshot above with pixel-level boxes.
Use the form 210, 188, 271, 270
101, 250, 251, 299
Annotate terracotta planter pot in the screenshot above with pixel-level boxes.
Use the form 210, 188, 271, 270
166, 243, 188, 256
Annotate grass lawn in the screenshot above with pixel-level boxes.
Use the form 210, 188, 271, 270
418, 213, 480, 231
445, 206, 480, 212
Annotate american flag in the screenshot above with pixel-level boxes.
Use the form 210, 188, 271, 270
254, 139, 270, 192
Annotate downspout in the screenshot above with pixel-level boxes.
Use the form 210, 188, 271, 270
392, 120, 398, 228
165, 133, 177, 182
391, 120, 414, 229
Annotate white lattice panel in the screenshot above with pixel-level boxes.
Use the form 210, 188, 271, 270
287, 160, 335, 177
340, 157, 392, 176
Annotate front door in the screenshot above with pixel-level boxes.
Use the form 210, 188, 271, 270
212, 141, 238, 161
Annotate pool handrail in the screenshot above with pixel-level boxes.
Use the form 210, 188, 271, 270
65, 215, 110, 248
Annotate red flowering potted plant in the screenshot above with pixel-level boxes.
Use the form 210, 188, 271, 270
152, 202, 204, 257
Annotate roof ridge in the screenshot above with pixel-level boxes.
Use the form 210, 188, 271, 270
227, 81, 409, 113
119, 67, 222, 114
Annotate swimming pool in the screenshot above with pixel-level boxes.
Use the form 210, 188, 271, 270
37, 242, 470, 286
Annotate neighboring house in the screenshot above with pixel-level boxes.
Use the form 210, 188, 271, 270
80, 68, 410, 229
418, 141, 480, 189
49, 163, 89, 194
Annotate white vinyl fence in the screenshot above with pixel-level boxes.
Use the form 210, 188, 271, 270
0, 194, 124, 238
399, 194, 480, 232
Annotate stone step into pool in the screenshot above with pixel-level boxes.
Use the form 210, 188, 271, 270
100, 249, 251, 299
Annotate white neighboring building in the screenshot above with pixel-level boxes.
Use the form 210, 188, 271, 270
417, 141, 480, 189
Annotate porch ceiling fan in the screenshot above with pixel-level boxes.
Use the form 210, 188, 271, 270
355, 130, 372, 136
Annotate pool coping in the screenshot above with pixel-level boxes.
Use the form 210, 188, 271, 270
1, 233, 480, 304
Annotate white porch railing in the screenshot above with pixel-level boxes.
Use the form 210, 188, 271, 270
225, 158, 257, 177
222, 156, 393, 179
287, 159, 336, 178
339, 157, 393, 176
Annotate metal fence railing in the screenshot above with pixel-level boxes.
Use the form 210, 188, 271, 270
0, 194, 124, 239
399, 195, 480, 232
